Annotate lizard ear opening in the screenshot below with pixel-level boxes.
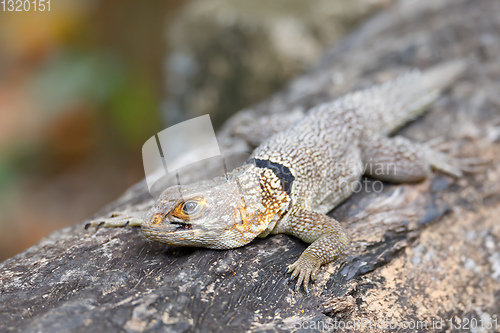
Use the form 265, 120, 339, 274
232, 204, 254, 230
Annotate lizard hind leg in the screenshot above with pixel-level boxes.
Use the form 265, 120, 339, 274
360, 135, 430, 183
361, 134, 484, 182
359, 133, 482, 183
273, 209, 349, 293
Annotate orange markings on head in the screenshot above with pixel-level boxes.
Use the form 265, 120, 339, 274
153, 214, 162, 225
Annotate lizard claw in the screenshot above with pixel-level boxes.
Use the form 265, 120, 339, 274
424, 147, 486, 178
456, 157, 488, 174
423, 139, 488, 178
286, 256, 320, 293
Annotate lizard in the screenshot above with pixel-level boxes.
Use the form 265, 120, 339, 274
86, 60, 475, 293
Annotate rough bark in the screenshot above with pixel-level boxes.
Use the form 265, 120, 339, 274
1, 0, 500, 332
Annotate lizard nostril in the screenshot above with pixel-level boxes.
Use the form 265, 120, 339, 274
153, 214, 162, 225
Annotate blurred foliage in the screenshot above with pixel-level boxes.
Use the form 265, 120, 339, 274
0, 0, 184, 261
30, 51, 161, 147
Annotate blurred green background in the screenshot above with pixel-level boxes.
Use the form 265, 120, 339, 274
0, 0, 185, 260
0, 0, 389, 261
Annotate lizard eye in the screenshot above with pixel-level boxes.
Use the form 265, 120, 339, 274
172, 197, 207, 220
182, 201, 199, 214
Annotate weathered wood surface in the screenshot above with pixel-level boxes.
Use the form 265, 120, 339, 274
1, 0, 500, 332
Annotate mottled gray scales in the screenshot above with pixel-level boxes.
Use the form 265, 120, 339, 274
360, 135, 430, 183
87, 60, 469, 292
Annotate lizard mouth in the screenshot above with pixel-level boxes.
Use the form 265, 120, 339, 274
141, 221, 199, 245
170, 221, 194, 231
141, 221, 193, 238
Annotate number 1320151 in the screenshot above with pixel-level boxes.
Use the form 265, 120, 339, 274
1, 0, 50, 11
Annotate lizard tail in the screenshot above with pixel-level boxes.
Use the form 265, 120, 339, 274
353, 59, 467, 135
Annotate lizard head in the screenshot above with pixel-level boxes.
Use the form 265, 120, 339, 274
141, 174, 265, 249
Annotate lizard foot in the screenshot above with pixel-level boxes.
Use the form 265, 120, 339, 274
85, 212, 144, 230
286, 254, 321, 294
424, 147, 486, 178
423, 137, 487, 177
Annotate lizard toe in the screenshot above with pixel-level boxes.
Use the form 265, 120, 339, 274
287, 256, 321, 293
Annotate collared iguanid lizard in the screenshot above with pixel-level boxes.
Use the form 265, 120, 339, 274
86, 60, 478, 293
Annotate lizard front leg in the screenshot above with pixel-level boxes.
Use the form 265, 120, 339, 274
85, 200, 154, 230
85, 211, 145, 229
272, 209, 349, 293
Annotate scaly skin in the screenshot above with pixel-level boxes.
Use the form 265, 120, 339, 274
87, 60, 473, 292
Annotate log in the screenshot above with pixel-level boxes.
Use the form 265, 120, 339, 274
1, 0, 500, 331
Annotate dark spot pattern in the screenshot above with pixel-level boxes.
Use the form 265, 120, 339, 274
246, 158, 295, 195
